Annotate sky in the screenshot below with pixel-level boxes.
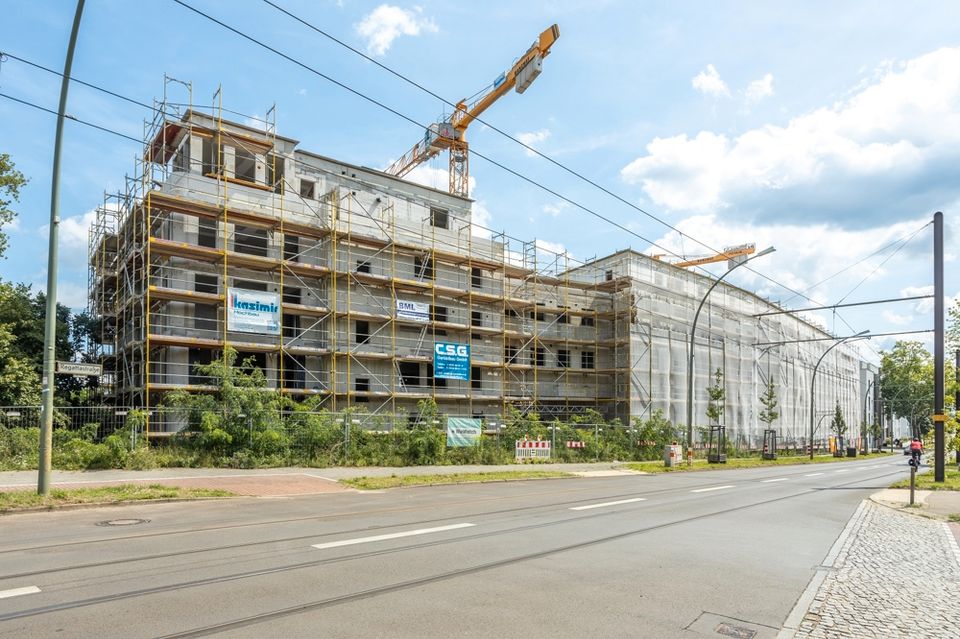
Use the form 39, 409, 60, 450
1, 0, 958, 364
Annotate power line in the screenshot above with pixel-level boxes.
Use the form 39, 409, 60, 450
784, 220, 932, 305
754, 329, 932, 347
174, 0, 843, 305
0, 91, 141, 143
258, 0, 832, 306
835, 222, 931, 305
753, 295, 935, 318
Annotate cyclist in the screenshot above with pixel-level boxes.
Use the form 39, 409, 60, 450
909, 437, 923, 466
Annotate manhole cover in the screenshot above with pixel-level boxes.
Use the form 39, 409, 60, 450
96, 518, 150, 527
715, 623, 756, 639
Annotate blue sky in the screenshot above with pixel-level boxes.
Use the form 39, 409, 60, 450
1, 0, 958, 363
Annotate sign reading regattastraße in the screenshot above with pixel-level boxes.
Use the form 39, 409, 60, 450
227, 288, 281, 335
433, 342, 470, 380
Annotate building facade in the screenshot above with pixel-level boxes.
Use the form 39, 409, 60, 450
88, 97, 873, 442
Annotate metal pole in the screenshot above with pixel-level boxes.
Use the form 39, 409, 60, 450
909, 462, 916, 506
955, 348, 959, 465
809, 331, 869, 460
934, 211, 944, 482
39, 0, 86, 496
686, 247, 775, 464
862, 379, 873, 455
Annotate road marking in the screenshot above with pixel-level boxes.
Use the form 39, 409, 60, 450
311, 523, 475, 550
691, 485, 734, 493
0, 586, 41, 599
834, 469, 849, 473
761, 478, 789, 483
805, 472, 824, 477
570, 498, 646, 511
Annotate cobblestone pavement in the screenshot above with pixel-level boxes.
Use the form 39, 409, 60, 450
785, 501, 960, 638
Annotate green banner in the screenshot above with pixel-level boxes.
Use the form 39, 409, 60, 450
446, 417, 481, 447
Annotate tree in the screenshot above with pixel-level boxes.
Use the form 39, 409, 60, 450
706, 368, 725, 425
0, 324, 40, 405
948, 297, 960, 353
758, 380, 779, 429
0, 281, 95, 404
830, 401, 847, 440
0, 154, 27, 260
879, 341, 934, 438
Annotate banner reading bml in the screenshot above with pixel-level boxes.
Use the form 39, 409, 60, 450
434, 342, 470, 380
227, 288, 281, 335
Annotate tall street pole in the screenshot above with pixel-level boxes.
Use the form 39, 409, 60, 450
955, 348, 959, 465
685, 247, 775, 463
809, 331, 870, 460
933, 211, 944, 482
39, 0, 86, 496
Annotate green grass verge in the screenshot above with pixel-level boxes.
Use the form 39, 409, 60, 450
0, 484, 234, 513
889, 466, 960, 491
625, 452, 890, 474
342, 470, 575, 490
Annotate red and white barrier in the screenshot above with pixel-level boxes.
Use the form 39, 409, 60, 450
515, 440, 551, 460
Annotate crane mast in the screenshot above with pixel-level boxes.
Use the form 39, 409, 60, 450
384, 24, 560, 197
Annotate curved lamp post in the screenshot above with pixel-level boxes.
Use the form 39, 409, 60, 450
808, 330, 870, 459
685, 246, 776, 462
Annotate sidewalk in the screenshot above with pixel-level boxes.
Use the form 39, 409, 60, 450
0, 462, 632, 496
780, 499, 960, 638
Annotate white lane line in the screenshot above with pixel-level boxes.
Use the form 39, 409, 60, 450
570, 498, 646, 511
691, 485, 734, 493
0, 586, 41, 599
834, 469, 850, 473
311, 523, 475, 550
761, 478, 789, 483
805, 472, 824, 477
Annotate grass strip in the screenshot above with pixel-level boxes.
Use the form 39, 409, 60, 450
343, 470, 575, 490
890, 466, 960, 491
625, 452, 892, 474
0, 484, 234, 513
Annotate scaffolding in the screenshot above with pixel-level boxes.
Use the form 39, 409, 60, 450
88, 86, 630, 434
88, 84, 868, 442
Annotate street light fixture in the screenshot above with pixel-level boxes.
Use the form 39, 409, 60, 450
685, 246, 776, 462
809, 330, 870, 459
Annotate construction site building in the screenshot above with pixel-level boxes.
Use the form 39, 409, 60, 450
87, 92, 873, 441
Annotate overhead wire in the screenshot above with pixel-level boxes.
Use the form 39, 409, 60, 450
7, 6, 923, 351
257, 0, 836, 306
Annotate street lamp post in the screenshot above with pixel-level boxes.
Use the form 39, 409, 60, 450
686, 247, 775, 463
862, 379, 874, 454
809, 330, 869, 460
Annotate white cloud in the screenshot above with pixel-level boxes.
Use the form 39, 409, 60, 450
401, 164, 476, 195
900, 285, 935, 314
745, 73, 774, 103
535, 238, 566, 256
648, 213, 928, 307
355, 5, 437, 56
471, 201, 493, 239
624, 47, 960, 225
516, 129, 551, 157
40, 208, 97, 255
692, 64, 730, 98
882, 310, 914, 325
542, 201, 568, 217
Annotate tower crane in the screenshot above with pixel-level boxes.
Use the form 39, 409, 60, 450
650, 243, 757, 268
384, 24, 560, 198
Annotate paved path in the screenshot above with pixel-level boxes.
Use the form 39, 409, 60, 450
782, 500, 960, 638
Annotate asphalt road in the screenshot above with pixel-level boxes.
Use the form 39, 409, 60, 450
0, 456, 911, 638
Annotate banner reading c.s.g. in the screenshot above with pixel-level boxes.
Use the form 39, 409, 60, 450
433, 342, 470, 380
227, 288, 280, 335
